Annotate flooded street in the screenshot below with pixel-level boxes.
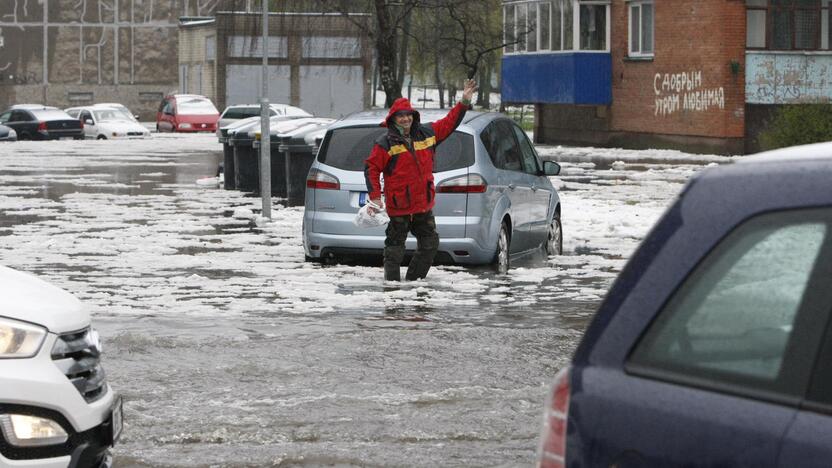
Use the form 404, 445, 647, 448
0, 135, 724, 466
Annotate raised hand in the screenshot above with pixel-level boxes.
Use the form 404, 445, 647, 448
462, 79, 478, 103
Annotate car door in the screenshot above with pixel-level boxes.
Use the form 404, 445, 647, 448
480, 119, 532, 252
601, 209, 832, 467
79, 110, 95, 138
8, 110, 34, 138
159, 98, 175, 132
777, 259, 832, 468
511, 122, 552, 247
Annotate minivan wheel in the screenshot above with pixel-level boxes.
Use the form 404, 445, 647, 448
494, 221, 510, 274
97, 135, 107, 140
546, 214, 563, 256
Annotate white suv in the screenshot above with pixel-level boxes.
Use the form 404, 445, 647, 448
0, 265, 121, 467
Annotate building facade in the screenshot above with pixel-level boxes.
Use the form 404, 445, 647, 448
180, 10, 372, 118
0, 0, 217, 119
502, 0, 832, 154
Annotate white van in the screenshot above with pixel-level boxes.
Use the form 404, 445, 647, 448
0, 265, 121, 467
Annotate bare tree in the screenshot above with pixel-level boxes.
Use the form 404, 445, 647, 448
320, 0, 420, 107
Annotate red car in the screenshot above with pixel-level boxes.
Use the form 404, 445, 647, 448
155, 94, 219, 133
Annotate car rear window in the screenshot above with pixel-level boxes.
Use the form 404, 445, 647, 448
318, 126, 474, 173
223, 107, 261, 120
31, 110, 71, 120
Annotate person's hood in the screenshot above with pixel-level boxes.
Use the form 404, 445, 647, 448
381, 98, 420, 128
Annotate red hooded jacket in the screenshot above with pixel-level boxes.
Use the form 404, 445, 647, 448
364, 98, 469, 217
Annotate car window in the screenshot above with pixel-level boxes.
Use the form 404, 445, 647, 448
512, 123, 541, 175
31, 110, 70, 120
224, 107, 260, 120
178, 98, 217, 115
628, 208, 832, 398
10, 111, 30, 122
162, 101, 173, 114
0, 112, 9, 123
318, 126, 474, 173
481, 120, 523, 172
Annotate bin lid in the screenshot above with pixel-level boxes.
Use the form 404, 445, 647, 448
252, 117, 334, 140
226, 114, 314, 137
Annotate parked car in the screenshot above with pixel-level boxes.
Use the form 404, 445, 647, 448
538, 143, 832, 468
0, 123, 16, 142
302, 110, 562, 272
65, 106, 150, 140
0, 105, 83, 141
155, 94, 219, 133
94, 103, 140, 122
217, 103, 311, 131
0, 264, 121, 466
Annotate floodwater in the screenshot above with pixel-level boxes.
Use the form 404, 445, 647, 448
0, 135, 709, 467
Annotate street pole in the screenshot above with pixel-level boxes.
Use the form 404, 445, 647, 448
259, 0, 272, 220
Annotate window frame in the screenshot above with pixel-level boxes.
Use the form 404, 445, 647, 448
626, 208, 832, 408
628, 0, 654, 58
746, 0, 832, 51
504, 0, 608, 54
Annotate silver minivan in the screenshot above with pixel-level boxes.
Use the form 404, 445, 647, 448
302, 109, 562, 272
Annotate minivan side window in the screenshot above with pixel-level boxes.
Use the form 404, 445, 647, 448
480, 120, 522, 172
628, 209, 832, 399
511, 123, 541, 175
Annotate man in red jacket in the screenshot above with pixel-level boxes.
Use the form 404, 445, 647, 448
365, 79, 477, 281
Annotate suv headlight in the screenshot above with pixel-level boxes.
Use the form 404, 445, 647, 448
0, 414, 68, 446
0, 317, 46, 358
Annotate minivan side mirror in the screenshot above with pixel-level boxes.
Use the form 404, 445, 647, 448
543, 161, 561, 176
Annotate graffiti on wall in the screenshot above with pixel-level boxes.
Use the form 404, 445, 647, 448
654, 70, 725, 117
745, 53, 832, 104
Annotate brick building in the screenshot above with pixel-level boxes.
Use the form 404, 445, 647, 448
502, 0, 832, 155
0, 1, 217, 120
179, 11, 372, 118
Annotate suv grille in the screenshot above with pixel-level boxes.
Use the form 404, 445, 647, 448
51, 328, 107, 403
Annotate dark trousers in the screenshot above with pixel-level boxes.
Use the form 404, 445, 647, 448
384, 211, 439, 281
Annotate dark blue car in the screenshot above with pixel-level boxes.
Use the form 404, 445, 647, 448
539, 144, 832, 468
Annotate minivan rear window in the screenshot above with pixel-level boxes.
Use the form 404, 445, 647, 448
318, 126, 474, 173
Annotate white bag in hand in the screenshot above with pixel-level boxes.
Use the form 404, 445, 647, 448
353, 200, 390, 228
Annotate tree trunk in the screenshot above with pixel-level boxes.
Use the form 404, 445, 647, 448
397, 9, 412, 87
477, 56, 492, 109
434, 50, 444, 109
375, 0, 401, 107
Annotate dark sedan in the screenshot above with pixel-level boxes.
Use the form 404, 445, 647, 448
539, 143, 832, 468
0, 124, 16, 142
0, 105, 83, 140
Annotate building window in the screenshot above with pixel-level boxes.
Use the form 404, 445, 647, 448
503, 1, 578, 53
206, 36, 216, 61
629, 1, 654, 56
578, 1, 609, 51
179, 65, 189, 94
746, 0, 832, 50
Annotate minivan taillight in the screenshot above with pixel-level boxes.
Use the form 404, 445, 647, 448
437, 174, 487, 193
538, 366, 570, 468
306, 168, 340, 190
37, 121, 47, 132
